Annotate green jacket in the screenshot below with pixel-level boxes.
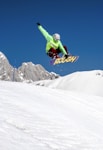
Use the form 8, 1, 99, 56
38, 25, 67, 55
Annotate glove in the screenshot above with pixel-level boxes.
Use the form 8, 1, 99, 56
64, 54, 69, 59
37, 22, 41, 26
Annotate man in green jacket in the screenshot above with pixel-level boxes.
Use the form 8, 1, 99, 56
37, 23, 69, 59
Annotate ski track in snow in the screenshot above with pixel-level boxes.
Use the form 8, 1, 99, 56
0, 81, 103, 150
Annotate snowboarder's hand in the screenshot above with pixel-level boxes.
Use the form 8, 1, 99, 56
64, 54, 69, 59
37, 22, 41, 26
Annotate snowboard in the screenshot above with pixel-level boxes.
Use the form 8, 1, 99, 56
53, 55, 79, 65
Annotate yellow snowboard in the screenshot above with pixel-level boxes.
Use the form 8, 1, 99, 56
53, 55, 79, 65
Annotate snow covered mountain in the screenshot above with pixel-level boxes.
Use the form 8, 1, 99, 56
0, 71, 103, 150
0, 51, 59, 82
0, 52, 13, 80
34, 70, 103, 97
1, 51, 103, 149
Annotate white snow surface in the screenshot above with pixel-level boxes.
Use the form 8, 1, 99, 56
0, 70, 103, 150
35, 70, 103, 97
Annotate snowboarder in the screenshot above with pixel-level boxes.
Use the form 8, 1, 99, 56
36, 23, 70, 59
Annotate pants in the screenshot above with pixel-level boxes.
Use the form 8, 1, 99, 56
47, 46, 68, 58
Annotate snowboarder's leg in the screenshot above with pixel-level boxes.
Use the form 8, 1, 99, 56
56, 45, 69, 55
47, 48, 59, 59
63, 46, 69, 54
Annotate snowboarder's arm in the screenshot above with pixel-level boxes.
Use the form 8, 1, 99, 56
59, 41, 67, 55
37, 23, 52, 41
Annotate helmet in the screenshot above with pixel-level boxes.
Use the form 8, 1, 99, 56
53, 33, 60, 41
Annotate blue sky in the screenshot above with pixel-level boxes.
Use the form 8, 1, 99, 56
0, 0, 103, 76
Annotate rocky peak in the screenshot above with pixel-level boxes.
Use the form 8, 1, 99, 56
0, 52, 13, 81
0, 51, 59, 82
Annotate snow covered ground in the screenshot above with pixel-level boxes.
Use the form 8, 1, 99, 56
0, 70, 103, 150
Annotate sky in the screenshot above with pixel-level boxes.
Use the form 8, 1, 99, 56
0, 0, 103, 76
0, 70, 103, 149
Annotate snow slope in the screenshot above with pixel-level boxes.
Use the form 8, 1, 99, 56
35, 70, 103, 97
0, 72, 103, 150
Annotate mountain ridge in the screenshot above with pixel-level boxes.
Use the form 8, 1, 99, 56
0, 51, 59, 82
